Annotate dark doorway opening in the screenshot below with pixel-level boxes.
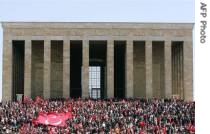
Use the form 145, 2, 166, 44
114, 41, 125, 98
70, 41, 82, 98
12, 40, 25, 101
89, 41, 106, 99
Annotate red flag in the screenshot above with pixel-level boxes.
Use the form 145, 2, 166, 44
34, 96, 44, 104
139, 121, 146, 128
23, 95, 31, 103
68, 103, 72, 112
162, 127, 167, 134
33, 111, 72, 127
186, 124, 195, 132
139, 130, 146, 134
190, 125, 195, 132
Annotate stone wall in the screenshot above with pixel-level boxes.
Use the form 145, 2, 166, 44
172, 42, 184, 98
152, 42, 164, 98
2, 22, 194, 101
31, 41, 44, 98
2, 22, 193, 38
50, 41, 63, 98
133, 41, 146, 97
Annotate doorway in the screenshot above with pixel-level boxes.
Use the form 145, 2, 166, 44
89, 41, 106, 98
89, 66, 101, 99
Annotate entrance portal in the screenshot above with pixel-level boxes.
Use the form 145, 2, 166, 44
12, 40, 25, 101
89, 66, 101, 99
70, 41, 82, 98
89, 41, 106, 99
114, 41, 125, 98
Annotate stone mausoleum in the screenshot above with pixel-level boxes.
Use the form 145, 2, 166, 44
1, 22, 194, 101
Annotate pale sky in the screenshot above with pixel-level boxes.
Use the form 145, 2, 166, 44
0, 0, 195, 100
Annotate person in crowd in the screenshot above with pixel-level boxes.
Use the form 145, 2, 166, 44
0, 97, 195, 134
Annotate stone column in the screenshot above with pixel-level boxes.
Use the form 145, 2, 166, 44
2, 39, 12, 101
174, 45, 177, 95
164, 41, 172, 98
82, 40, 89, 98
107, 40, 114, 98
24, 40, 32, 98
125, 40, 134, 98
183, 41, 193, 101
177, 45, 181, 98
180, 45, 184, 99
43, 40, 51, 99
63, 39, 70, 98
146, 41, 153, 98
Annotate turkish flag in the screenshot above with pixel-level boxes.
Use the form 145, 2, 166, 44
33, 111, 72, 127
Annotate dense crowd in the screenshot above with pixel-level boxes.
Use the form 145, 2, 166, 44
0, 97, 195, 134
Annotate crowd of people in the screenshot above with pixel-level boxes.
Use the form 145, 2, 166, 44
0, 97, 195, 134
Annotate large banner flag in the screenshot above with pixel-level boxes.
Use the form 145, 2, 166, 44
33, 111, 72, 127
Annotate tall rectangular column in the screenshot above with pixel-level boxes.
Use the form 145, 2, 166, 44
43, 40, 51, 99
180, 44, 184, 99
2, 39, 12, 101
82, 40, 89, 98
107, 40, 114, 98
183, 41, 193, 101
146, 41, 153, 98
125, 40, 134, 98
24, 40, 32, 98
164, 41, 172, 98
63, 39, 70, 98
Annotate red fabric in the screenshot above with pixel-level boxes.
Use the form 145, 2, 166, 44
23, 95, 31, 103
186, 124, 195, 132
34, 96, 44, 104
139, 130, 146, 134
189, 125, 195, 132
139, 121, 146, 128
33, 111, 72, 127
162, 127, 167, 134
68, 103, 72, 112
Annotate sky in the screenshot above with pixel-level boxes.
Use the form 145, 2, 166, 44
0, 0, 195, 100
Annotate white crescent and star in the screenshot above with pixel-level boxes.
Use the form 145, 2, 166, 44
44, 115, 63, 126
51, 119, 62, 126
